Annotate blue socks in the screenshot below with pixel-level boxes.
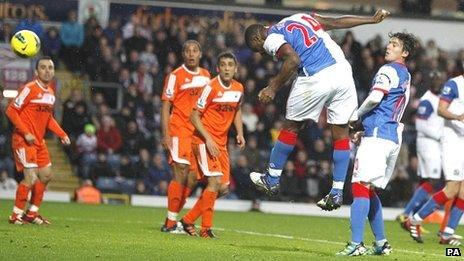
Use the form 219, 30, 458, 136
267, 130, 297, 178
369, 192, 385, 241
331, 138, 350, 195
415, 190, 449, 220
403, 182, 433, 216
443, 199, 464, 236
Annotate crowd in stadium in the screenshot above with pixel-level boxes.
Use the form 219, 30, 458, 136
0, 8, 463, 207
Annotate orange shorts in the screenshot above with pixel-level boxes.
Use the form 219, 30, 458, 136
167, 136, 196, 170
12, 134, 51, 172
192, 143, 230, 185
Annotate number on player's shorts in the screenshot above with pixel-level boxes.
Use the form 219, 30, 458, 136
285, 23, 318, 48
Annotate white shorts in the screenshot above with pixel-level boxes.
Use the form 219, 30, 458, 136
286, 61, 358, 124
352, 137, 401, 189
416, 137, 442, 179
442, 127, 464, 181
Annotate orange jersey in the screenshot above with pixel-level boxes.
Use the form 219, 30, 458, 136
6, 80, 66, 144
194, 77, 244, 147
162, 64, 210, 136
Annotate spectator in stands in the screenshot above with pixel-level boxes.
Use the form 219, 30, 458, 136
89, 153, 115, 183
75, 179, 101, 204
121, 120, 146, 158
124, 26, 147, 54
0, 22, 13, 42
311, 139, 331, 161
60, 10, 84, 72
42, 27, 61, 67
82, 25, 104, 79
232, 155, 256, 200
139, 42, 159, 68
14, 13, 44, 39
0, 169, 17, 190
76, 124, 98, 178
97, 115, 122, 167
62, 89, 90, 140
131, 63, 153, 95
241, 103, 258, 133
117, 154, 136, 179
125, 50, 140, 72
103, 18, 121, 45
135, 180, 150, 195
306, 161, 320, 202
134, 148, 151, 179
146, 153, 170, 195
0, 114, 14, 177
241, 135, 265, 171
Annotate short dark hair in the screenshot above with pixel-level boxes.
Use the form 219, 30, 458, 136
217, 51, 237, 65
388, 32, 417, 61
244, 24, 264, 49
35, 56, 53, 70
182, 39, 202, 53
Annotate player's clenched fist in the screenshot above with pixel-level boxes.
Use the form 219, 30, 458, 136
258, 86, 276, 104
372, 9, 390, 23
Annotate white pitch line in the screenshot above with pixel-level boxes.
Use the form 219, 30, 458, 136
56, 217, 448, 258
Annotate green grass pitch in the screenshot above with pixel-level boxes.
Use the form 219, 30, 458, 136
0, 200, 457, 260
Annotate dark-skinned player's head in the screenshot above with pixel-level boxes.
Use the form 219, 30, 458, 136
245, 24, 267, 54
182, 40, 202, 70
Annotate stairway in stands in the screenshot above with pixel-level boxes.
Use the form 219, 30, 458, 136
45, 69, 83, 194
46, 138, 79, 193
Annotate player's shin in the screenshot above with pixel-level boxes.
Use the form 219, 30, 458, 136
331, 138, 350, 194
166, 180, 185, 227
351, 183, 371, 244
442, 198, 464, 238
29, 180, 47, 212
403, 181, 434, 216
268, 129, 297, 177
368, 189, 386, 245
13, 182, 31, 215
412, 190, 450, 224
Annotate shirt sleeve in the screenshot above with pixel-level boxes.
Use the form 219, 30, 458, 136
416, 100, 434, 120
196, 85, 215, 113
161, 73, 177, 101
371, 65, 399, 94
263, 33, 287, 58
5, 86, 34, 135
439, 80, 459, 102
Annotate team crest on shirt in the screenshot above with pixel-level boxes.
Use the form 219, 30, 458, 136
442, 86, 451, 95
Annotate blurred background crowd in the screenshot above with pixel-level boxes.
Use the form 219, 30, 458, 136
0, 5, 463, 207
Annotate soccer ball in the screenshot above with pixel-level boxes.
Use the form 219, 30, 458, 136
10, 30, 41, 58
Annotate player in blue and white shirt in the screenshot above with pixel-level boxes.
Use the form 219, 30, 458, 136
245, 9, 390, 211
337, 32, 417, 256
397, 71, 445, 227
408, 73, 464, 246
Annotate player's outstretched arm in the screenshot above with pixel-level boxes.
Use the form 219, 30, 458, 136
259, 44, 299, 103
314, 9, 390, 31
190, 109, 219, 157
47, 117, 70, 145
233, 106, 246, 150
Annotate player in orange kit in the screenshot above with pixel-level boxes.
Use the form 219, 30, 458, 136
160, 40, 211, 232
180, 52, 245, 238
5, 56, 70, 225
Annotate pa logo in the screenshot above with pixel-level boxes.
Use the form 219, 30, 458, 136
446, 247, 461, 256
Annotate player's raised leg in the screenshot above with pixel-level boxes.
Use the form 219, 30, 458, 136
317, 124, 351, 210
438, 181, 464, 246
250, 120, 303, 195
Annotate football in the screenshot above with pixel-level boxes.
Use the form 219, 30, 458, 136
10, 30, 41, 58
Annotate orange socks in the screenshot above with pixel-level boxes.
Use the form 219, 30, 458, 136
166, 181, 184, 227
30, 180, 46, 210
183, 194, 203, 224
440, 199, 454, 233
179, 187, 192, 211
14, 183, 31, 214
201, 190, 218, 229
